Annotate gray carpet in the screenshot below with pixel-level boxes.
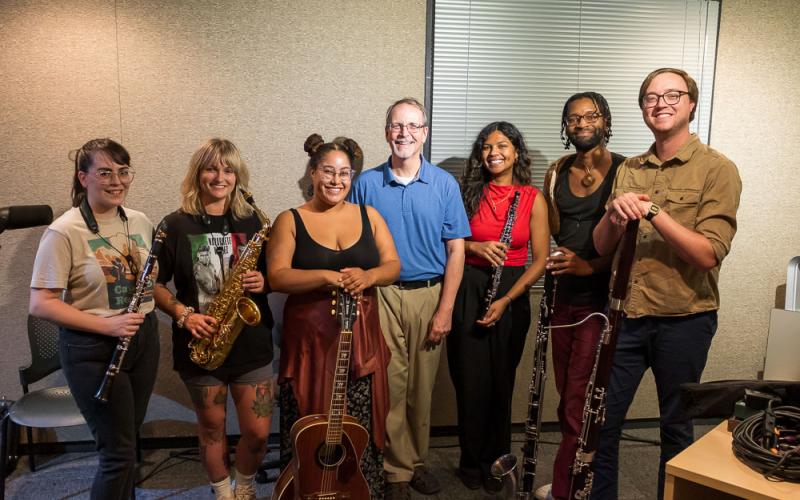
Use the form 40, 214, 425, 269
4, 426, 713, 499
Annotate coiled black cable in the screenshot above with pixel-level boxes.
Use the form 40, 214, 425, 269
731, 405, 800, 482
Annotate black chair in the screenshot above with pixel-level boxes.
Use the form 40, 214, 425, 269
2, 315, 86, 480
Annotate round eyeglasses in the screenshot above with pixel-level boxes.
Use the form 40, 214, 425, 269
92, 168, 135, 184
319, 168, 354, 182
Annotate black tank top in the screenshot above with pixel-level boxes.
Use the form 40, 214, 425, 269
553, 153, 625, 303
290, 204, 380, 271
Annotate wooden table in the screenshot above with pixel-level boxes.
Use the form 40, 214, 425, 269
665, 422, 800, 499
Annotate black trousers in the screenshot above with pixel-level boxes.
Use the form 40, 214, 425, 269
60, 312, 159, 500
447, 264, 531, 478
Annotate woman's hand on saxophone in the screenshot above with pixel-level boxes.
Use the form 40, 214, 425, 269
185, 313, 218, 339
106, 312, 145, 337
241, 270, 265, 294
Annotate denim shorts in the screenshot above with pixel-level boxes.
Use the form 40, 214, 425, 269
179, 363, 272, 387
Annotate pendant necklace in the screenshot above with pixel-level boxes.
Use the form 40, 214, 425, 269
581, 165, 596, 187
487, 186, 512, 214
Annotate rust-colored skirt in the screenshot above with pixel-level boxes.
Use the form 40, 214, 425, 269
279, 288, 390, 450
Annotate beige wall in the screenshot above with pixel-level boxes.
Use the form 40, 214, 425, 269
2, 0, 798, 438
0, 0, 426, 437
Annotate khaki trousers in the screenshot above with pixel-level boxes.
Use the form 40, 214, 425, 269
377, 283, 443, 483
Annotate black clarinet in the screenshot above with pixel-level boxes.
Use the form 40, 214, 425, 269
94, 221, 167, 403
569, 221, 639, 499
484, 191, 521, 313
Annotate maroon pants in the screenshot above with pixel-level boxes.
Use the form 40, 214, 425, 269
549, 296, 605, 500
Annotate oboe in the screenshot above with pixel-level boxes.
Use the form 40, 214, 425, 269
94, 221, 167, 403
484, 191, 521, 313
568, 220, 639, 499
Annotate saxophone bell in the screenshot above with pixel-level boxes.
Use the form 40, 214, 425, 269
236, 296, 261, 326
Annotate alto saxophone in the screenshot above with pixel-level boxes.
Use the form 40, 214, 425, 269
189, 188, 272, 370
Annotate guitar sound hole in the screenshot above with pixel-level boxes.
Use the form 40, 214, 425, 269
316, 443, 346, 468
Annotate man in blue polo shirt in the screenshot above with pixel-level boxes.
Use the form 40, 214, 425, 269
349, 97, 471, 498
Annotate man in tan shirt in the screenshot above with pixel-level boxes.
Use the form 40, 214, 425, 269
591, 68, 742, 500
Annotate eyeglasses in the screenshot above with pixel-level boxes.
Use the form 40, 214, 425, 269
92, 168, 135, 184
319, 167, 354, 182
642, 91, 689, 108
565, 112, 603, 126
387, 122, 426, 133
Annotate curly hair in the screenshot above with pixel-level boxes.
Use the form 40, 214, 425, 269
460, 121, 533, 219
560, 92, 613, 149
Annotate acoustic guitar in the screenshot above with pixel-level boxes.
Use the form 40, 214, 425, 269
272, 290, 370, 499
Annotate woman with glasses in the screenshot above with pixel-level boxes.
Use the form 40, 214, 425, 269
448, 122, 550, 492
29, 138, 159, 500
153, 138, 274, 500
267, 134, 400, 498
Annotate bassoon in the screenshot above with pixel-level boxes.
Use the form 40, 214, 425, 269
568, 220, 640, 499
94, 220, 167, 403
491, 251, 562, 499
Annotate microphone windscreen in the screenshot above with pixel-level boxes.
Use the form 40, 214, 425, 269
0, 205, 54, 232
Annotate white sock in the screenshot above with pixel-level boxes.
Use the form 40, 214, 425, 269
234, 468, 255, 488
211, 476, 233, 499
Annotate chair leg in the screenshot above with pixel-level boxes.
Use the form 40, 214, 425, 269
2, 411, 9, 500
135, 431, 142, 463
25, 427, 34, 472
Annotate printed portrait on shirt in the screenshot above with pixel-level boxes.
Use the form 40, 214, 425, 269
187, 231, 248, 313
88, 232, 152, 310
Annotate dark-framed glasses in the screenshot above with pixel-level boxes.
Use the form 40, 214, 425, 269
93, 167, 135, 184
387, 122, 426, 133
319, 167, 354, 182
565, 112, 603, 126
643, 91, 689, 108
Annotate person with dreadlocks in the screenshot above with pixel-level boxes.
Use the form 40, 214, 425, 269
536, 92, 624, 500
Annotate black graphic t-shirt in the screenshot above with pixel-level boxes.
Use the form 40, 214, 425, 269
157, 209, 274, 376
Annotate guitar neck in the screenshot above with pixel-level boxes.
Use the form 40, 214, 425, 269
326, 328, 353, 445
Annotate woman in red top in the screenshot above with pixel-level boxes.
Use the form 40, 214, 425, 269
448, 121, 550, 492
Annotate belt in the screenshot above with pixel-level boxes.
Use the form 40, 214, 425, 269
393, 276, 443, 290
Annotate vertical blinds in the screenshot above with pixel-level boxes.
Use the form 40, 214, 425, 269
429, 0, 721, 187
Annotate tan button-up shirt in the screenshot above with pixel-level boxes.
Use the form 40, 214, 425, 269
609, 134, 742, 318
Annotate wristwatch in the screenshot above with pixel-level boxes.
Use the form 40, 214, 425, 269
644, 203, 661, 221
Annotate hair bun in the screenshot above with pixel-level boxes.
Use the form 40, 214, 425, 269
334, 137, 364, 172
304, 134, 325, 157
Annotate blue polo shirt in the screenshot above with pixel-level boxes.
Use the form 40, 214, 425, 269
349, 156, 471, 281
